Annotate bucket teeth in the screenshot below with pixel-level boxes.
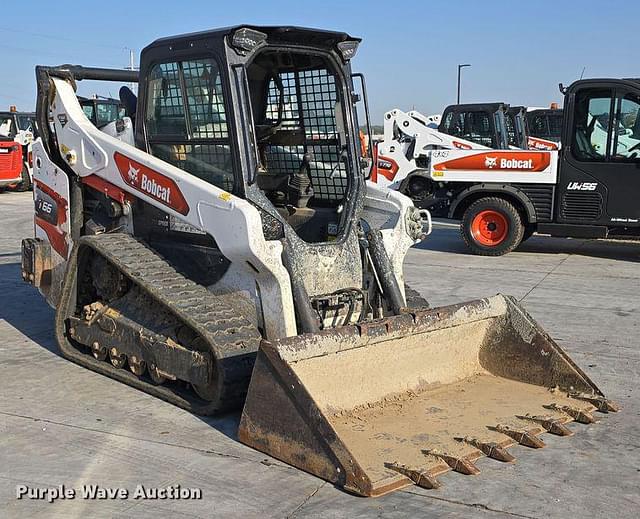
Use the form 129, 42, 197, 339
422, 450, 480, 475
384, 462, 441, 489
544, 403, 596, 424
454, 436, 516, 462
568, 392, 621, 413
515, 414, 574, 437
491, 424, 546, 448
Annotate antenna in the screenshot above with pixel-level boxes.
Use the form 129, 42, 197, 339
579, 66, 586, 80
124, 47, 138, 93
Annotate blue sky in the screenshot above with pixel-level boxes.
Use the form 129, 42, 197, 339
1, 0, 637, 122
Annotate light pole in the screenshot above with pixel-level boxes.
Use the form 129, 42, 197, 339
457, 64, 471, 104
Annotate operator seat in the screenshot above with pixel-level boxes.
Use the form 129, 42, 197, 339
119, 86, 137, 125
574, 117, 599, 159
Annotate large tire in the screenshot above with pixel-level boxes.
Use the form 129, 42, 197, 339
404, 283, 429, 309
461, 197, 524, 256
15, 164, 31, 192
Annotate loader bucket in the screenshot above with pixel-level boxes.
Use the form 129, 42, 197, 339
238, 295, 618, 496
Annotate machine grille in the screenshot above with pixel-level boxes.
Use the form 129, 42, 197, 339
560, 192, 603, 221
0, 145, 22, 178
516, 184, 554, 222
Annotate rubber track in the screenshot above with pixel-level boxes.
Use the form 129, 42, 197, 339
55, 232, 262, 415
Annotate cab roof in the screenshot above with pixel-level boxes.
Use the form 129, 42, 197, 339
145, 25, 359, 51
444, 103, 508, 112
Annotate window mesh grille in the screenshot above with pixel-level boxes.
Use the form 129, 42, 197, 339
147, 62, 186, 136
182, 59, 228, 139
263, 68, 347, 202
152, 143, 234, 192
266, 72, 300, 126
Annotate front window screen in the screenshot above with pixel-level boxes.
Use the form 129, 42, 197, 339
16, 115, 33, 132
260, 67, 346, 202
442, 110, 494, 147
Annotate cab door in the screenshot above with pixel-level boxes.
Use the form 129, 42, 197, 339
558, 82, 640, 226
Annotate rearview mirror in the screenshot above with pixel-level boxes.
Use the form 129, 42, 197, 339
352, 73, 373, 179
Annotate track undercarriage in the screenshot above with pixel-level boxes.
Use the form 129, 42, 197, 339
56, 233, 261, 414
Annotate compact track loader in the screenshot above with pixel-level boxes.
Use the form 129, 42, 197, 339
22, 25, 617, 497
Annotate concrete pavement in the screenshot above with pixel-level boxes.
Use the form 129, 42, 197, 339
1, 191, 638, 518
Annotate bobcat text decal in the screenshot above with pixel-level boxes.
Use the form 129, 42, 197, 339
433, 151, 551, 172
527, 136, 559, 151
452, 141, 473, 150
114, 152, 190, 215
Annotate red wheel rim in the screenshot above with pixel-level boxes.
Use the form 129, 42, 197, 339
471, 210, 508, 246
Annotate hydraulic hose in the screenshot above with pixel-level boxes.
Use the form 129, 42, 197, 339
366, 229, 405, 315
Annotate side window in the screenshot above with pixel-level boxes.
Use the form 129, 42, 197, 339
572, 89, 612, 161
467, 112, 493, 147
530, 115, 547, 137
182, 60, 228, 139
4, 117, 17, 138
548, 114, 563, 140
146, 62, 187, 137
82, 105, 95, 124
612, 93, 640, 161
95, 103, 120, 128
442, 111, 463, 137
145, 59, 234, 192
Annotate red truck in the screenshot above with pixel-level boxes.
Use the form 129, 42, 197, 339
0, 137, 24, 191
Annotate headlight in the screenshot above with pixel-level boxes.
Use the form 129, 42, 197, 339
337, 40, 360, 61
231, 28, 267, 54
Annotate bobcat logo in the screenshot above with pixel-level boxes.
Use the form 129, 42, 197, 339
127, 163, 139, 183
484, 156, 497, 169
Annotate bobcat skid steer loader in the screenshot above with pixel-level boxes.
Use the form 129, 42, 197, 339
22, 25, 617, 497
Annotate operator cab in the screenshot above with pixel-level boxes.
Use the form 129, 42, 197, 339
0, 109, 35, 139
79, 96, 125, 129
439, 103, 509, 149
137, 26, 365, 245
558, 78, 640, 227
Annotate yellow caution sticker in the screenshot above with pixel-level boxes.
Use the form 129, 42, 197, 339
218, 192, 232, 202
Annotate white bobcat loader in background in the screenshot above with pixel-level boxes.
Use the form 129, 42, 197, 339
371, 107, 493, 202
21, 26, 617, 496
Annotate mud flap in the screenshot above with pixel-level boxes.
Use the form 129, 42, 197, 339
238, 295, 618, 496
